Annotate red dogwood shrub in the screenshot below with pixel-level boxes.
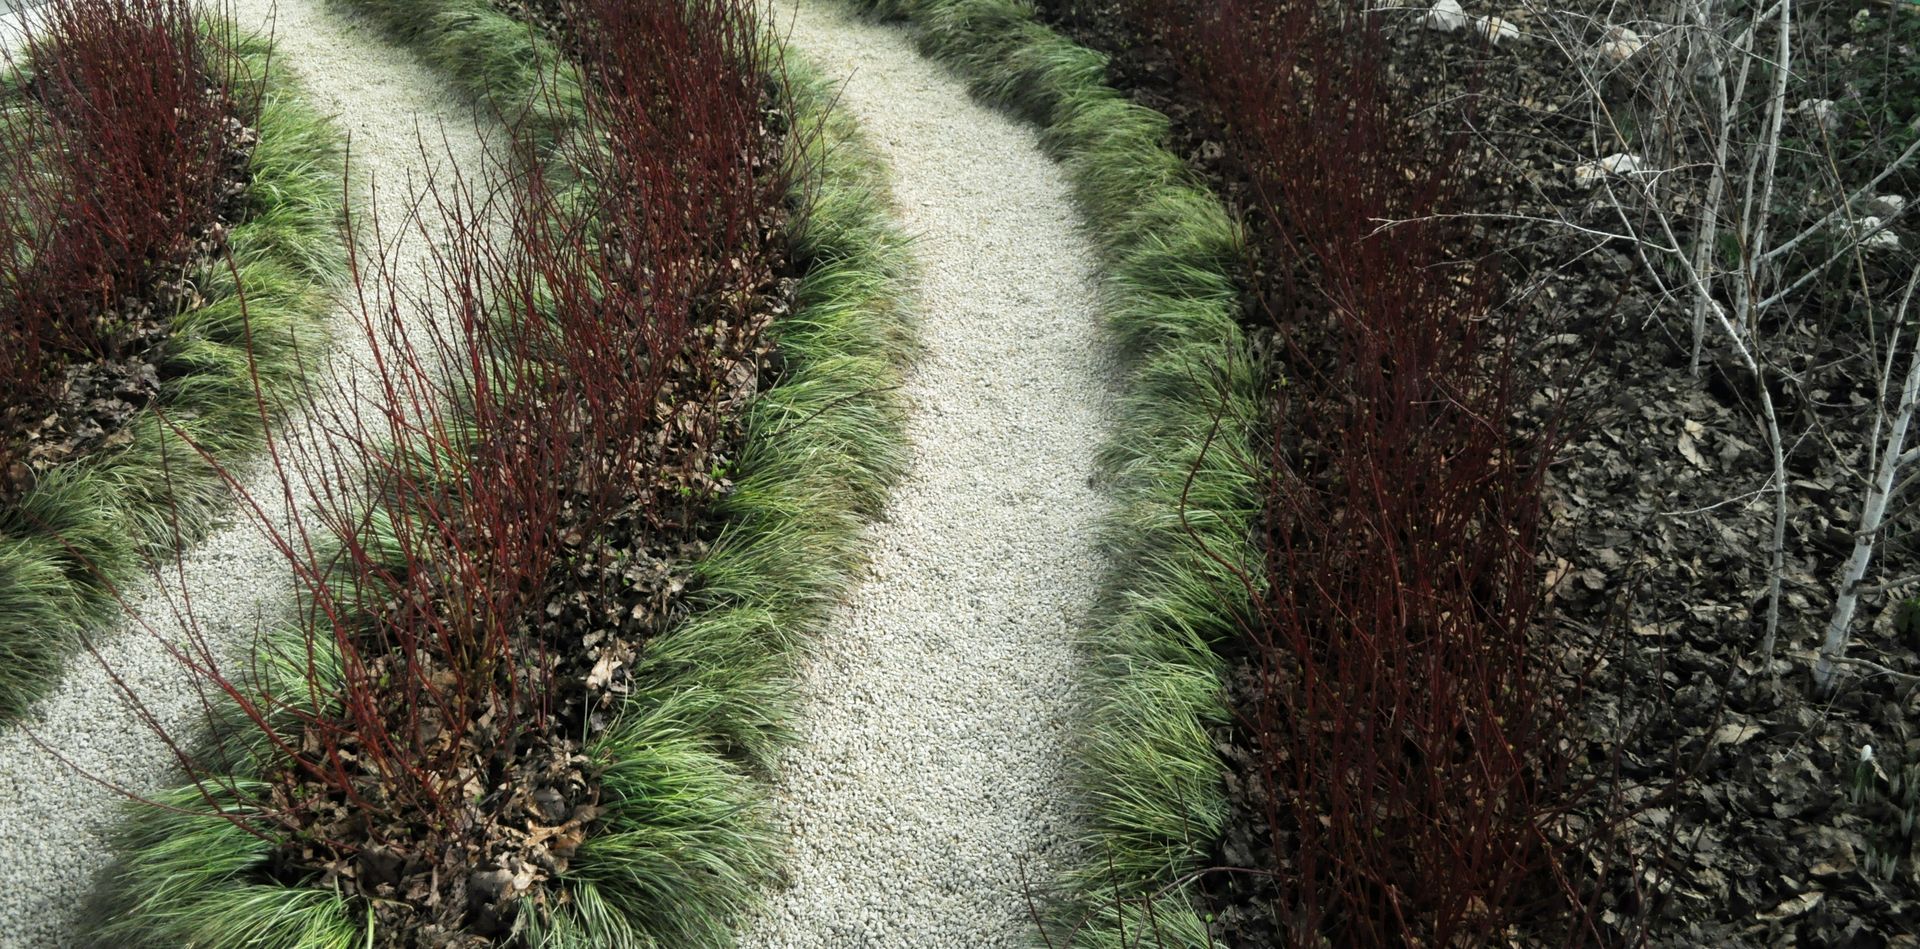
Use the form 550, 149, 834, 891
0, 0, 239, 480
1142, 0, 1587, 943
123, 0, 789, 937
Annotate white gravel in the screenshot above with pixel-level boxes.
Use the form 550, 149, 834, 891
743, 2, 1115, 945
0, 1, 42, 49
0, 2, 496, 945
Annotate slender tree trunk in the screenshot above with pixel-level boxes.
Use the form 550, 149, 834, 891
1815, 271, 1920, 689
1755, 378, 1790, 663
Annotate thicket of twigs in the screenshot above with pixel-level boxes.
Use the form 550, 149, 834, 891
0, 0, 243, 491
1129, 2, 1590, 944
111, 0, 792, 940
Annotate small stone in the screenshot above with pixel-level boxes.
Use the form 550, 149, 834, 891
1598, 25, 1644, 62
1425, 0, 1468, 32
1477, 14, 1521, 44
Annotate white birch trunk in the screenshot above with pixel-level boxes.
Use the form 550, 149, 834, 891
1815, 271, 1920, 690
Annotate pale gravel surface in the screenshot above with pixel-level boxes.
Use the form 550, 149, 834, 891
743, 2, 1115, 946
0, 2, 40, 48
0, 0, 35, 26
0, 2, 497, 944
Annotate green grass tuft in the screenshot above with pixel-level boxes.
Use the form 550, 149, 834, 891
0, 27, 345, 722
95, 778, 362, 949
837, 1, 1265, 943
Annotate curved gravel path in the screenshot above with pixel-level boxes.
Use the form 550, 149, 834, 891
0, 2, 496, 944
744, 3, 1115, 945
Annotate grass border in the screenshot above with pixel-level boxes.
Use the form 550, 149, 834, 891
87, 4, 915, 944
838, 1, 1264, 944
324, 0, 582, 150
0, 27, 345, 721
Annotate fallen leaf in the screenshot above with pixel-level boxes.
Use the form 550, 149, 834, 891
1761, 890, 1823, 920
1679, 431, 1709, 470
586, 653, 621, 689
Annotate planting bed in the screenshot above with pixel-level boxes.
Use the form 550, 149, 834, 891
0, 0, 342, 721
1022, 3, 1578, 943
1, 1, 248, 499
70, 0, 914, 944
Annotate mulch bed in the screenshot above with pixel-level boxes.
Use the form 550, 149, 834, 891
0, 91, 256, 502
1034, 1, 1920, 944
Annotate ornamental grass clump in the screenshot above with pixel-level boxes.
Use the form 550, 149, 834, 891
1144, 0, 1587, 943
0, 0, 244, 491
95, 0, 793, 942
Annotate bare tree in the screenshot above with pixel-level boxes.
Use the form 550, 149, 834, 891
1522, 0, 1920, 687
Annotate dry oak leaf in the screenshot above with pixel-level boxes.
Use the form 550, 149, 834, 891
1761, 890, 1824, 920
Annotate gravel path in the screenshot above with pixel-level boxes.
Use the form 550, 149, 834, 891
0, 0, 40, 48
0, 3, 495, 944
743, 3, 1115, 945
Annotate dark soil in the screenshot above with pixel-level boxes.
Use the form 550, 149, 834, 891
1036, 0, 1920, 945
0, 95, 257, 502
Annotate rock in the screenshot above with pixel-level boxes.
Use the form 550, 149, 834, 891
1425, 0, 1468, 32
1477, 14, 1521, 44
1575, 152, 1643, 187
